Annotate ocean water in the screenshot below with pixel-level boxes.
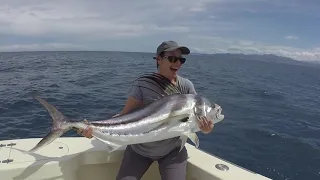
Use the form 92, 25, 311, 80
1, 51, 319, 180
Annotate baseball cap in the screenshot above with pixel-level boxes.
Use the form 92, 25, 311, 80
156, 41, 190, 55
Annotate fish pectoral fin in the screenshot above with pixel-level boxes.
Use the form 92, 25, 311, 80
149, 118, 172, 129
187, 132, 199, 149
179, 132, 199, 150
179, 135, 188, 153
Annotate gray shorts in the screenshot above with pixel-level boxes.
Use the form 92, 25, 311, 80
116, 145, 188, 180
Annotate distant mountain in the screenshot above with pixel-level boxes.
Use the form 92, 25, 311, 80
190, 53, 319, 67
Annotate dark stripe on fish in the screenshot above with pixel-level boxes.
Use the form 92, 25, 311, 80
90, 96, 170, 126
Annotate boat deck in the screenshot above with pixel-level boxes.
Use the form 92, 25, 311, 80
0, 137, 271, 180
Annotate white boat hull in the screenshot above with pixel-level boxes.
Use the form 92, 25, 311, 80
0, 137, 271, 180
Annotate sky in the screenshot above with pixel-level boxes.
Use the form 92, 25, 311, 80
0, 0, 319, 61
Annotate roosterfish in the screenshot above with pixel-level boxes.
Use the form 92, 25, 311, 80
29, 73, 224, 153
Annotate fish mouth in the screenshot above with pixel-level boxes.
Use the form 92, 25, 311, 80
195, 104, 224, 125
214, 104, 224, 122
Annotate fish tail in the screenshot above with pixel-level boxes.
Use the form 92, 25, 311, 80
28, 95, 73, 153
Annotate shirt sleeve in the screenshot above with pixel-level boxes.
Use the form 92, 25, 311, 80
186, 79, 197, 95
127, 80, 143, 100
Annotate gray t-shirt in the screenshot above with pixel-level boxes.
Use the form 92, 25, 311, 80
127, 73, 197, 159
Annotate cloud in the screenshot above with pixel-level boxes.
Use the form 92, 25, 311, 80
186, 35, 320, 61
0, 0, 319, 62
208, 15, 217, 19
0, 1, 191, 40
0, 0, 218, 37
285, 35, 299, 40
188, 0, 219, 12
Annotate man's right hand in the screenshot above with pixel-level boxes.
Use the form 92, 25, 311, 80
77, 127, 93, 139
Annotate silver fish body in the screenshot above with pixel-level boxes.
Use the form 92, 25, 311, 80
28, 73, 224, 153
29, 93, 224, 153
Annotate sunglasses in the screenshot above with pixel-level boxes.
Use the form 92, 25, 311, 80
153, 56, 186, 64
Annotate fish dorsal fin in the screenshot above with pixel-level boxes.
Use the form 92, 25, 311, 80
132, 73, 182, 99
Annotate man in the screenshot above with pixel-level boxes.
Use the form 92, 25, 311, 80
79, 41, 214, 180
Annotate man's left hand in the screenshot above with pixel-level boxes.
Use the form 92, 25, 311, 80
198, 116, 214, 134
